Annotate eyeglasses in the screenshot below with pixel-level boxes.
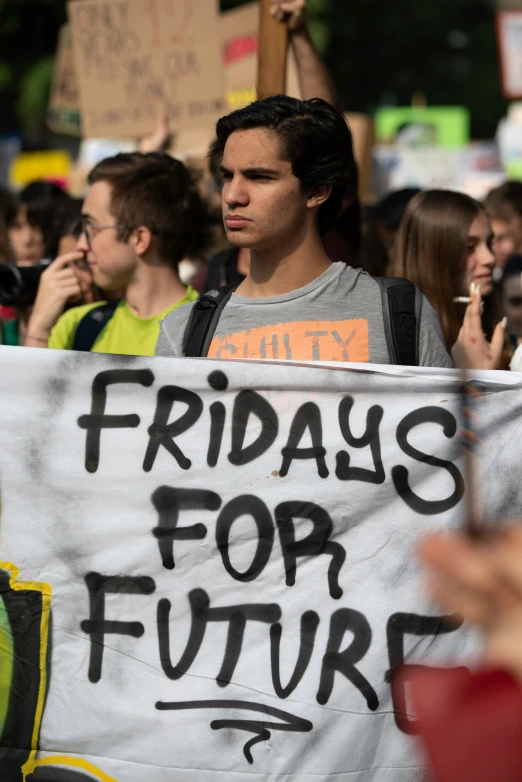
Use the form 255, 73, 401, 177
79, 217, 135, 250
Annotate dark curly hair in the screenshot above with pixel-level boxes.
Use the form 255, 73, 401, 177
210, 95, 355, 235
88, 152, 212, 268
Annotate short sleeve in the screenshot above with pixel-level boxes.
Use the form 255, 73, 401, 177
155, 303, 195, 357
418, 296, 454, 368
155, 323, 177, 357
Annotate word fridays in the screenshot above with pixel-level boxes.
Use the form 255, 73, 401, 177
78, 366, 464, 517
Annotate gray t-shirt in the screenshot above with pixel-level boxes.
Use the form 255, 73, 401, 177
156, 262, 452, 367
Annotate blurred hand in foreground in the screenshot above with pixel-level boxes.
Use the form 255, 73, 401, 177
419, 526, 522, 684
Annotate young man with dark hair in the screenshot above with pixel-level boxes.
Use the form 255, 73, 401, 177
156, 96, 451, 367
25, 153, 206, 355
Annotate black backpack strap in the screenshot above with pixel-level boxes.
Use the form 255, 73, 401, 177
72, 299, 121, 352
183, 285, 237, 357
376, 277, 421, 366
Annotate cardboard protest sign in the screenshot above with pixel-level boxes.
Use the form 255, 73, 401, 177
47, 24, 82, 136
221, 1, 301, 111
165, 2, 302, 177
2, 348, 521, 780
68, 0, 226, 139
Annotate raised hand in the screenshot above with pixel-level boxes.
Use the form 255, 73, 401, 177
270, 0, 307, 33
25, 252, 87, 346
451, 284, 506, 370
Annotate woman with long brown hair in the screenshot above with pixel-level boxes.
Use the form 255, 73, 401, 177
392, 189, 506, 368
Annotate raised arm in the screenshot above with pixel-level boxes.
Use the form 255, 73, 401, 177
270, 0, 339, 107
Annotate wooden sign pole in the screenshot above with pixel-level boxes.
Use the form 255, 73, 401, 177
257, 0, 289, 99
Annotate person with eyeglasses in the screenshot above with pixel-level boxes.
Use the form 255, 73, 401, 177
25, 153, 207, 354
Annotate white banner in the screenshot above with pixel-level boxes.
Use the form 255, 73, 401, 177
1, 347, 521, 782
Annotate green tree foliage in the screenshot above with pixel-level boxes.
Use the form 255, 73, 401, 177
0, 0, 66, 138
326, 0, 507, 139
222, 0, 506, 138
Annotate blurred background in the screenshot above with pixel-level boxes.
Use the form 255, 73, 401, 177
0, 0, 521, 200
0, 0, 508, 139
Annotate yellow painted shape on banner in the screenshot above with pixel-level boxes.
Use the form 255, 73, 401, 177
9, 151, 71, 189
24, 755, 117, 782
0, 563, 51, 777
4, 558, 117, 782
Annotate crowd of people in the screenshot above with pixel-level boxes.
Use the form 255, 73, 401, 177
3, 126, 522, 371
3, 1, 522, 780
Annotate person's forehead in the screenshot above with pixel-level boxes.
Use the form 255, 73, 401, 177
83, 180, 113, 221
223, 128, 287, 168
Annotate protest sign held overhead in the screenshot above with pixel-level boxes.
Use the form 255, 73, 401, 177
47, 24, 82, 136
68, 0, 226, 139
1, 347, 522, 780
49, 1, 302, 140
221, 1, 301, 111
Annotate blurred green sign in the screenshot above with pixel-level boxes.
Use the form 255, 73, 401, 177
375, 107, 470, 148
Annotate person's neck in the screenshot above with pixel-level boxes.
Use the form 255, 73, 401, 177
235, 229, 332, 299
124, 258, 188, 319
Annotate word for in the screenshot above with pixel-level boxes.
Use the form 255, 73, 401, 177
151, 486, 344, 598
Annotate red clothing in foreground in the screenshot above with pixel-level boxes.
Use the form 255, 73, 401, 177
400, 666, 522, 782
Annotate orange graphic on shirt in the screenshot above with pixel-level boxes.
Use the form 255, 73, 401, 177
208, 319, 369, 362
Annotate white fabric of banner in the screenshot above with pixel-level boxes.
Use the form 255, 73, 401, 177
1, 347, 521, 782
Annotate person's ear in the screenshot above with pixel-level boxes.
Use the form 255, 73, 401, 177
131, 226, 153, 257
306, 184, 332, 210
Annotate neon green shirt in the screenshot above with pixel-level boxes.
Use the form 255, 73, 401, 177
48, 287, 198, 356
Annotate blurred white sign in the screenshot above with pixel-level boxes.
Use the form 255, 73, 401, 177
497, 11, 522, 99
